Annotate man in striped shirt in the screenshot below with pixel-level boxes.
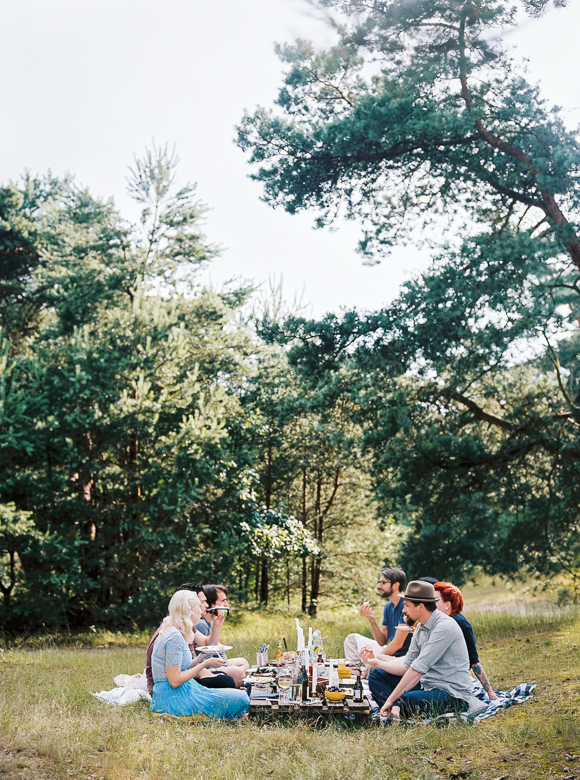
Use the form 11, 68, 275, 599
361, 581, 483, 719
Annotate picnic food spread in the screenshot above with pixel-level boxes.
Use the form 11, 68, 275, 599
243, 620, 371, 722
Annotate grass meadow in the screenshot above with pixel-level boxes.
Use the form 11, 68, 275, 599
1, 581, 579, 780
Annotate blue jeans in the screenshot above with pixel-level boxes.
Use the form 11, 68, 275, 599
368, 668, 467, 717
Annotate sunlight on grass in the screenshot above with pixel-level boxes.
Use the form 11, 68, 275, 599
1, 606, 579, 780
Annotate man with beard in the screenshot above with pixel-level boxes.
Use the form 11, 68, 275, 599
343, 567, 406, 669
361, 581, 485, 719
195, 584, 250, 677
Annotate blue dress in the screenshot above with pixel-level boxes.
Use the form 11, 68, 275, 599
150, 627, 249, 720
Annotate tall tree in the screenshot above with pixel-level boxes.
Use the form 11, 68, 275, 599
238, 0, 579, 266
0, 148, 262, 628
240, 332, 391, 613
238, 1, 580, 585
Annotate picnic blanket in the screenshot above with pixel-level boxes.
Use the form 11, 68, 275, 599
92, 686, 151, 706
365, 679, 535, 725
468, 680, 536, 723
92, 671, 151, 707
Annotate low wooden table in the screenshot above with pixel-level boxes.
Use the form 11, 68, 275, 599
249, 696, 370, 724
246, 662, 371, 723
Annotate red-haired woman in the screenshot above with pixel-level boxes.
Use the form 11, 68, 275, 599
434, 582, 498, 700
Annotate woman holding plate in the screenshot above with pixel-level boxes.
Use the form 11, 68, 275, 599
150, 590, 250, 719
145, 582, 245, 690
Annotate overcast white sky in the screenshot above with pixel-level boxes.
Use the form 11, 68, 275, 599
0, 0, 578, 317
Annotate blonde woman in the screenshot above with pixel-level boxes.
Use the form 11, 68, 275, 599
150, 590, 249, 719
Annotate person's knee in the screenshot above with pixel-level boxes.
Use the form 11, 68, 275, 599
229, 657, 250, 671
343, 633, 359, 659
225, 665, 246, 686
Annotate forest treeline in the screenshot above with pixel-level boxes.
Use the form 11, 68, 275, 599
2, 0, 580, 630
0, 150, 392, 630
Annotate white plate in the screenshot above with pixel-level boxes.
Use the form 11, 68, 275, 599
197, 645, 233, 653
245, 676, 275, 684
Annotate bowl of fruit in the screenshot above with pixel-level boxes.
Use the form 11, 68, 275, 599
324, 687, 346, 702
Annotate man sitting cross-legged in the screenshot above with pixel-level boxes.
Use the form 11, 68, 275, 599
145, 582, 240, 691
195, 584, 250, 680
360, 580, 484, 720
343, 567, 406, 671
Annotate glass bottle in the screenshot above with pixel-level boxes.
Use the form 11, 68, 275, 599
313, 629, 325, 662
298, 656, 309, 702
352, 672, 364, 703
276, 639, 284, 662
290, 659, 300, 702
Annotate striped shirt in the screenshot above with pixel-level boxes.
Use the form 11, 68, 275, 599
403, 610, 482, 713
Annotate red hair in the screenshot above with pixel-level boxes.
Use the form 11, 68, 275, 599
434, 582, 464, 616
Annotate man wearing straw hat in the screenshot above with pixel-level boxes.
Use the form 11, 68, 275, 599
360, 580, 483, 719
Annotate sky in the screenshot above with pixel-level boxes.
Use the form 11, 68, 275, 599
0, 0, 579, 317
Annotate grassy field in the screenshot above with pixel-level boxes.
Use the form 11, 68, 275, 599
1, 584, 579, 780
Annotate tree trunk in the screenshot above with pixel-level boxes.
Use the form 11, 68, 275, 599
308, 557, 321, 617
0, 550, 15, 611
260, 556, 269, 604
265, 437, 273, 510
257, 434, 273, 606
309, 467, 341, 617
308, 472, 322, 617
244, 560, 250, 605
301, 468, 308, 612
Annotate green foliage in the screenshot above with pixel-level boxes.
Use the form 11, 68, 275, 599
240, 506, 320, 559
238, 1, 580, 261
227, 333, 389, 612
0, 148, 382, 630
5, 0, 579, 627
0, 149, 260, 629
239, 1, 580, 585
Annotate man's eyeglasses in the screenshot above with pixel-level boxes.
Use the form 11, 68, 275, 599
378, 579, 391, 585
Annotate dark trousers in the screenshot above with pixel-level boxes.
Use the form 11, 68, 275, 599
198, 672, 236, 689
368, 668, 467, 717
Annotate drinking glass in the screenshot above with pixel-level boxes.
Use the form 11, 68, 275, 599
277, 669, 291, 702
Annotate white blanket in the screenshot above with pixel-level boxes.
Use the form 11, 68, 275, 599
92, 671, 151, 706
92, 687, 151, 706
